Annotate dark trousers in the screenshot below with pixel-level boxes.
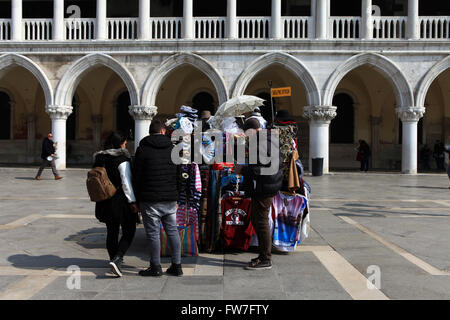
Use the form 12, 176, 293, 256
250, 196, 274, 261
36, 159, 59, 177
105, 219, 136, 261
360, 157, 369, 172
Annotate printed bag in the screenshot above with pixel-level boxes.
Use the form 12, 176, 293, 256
160, 225, 199, 257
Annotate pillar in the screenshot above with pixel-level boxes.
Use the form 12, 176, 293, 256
26, 113, 36, 163
309, 0, 316, 39
315, 0, 328, 39
361, 0, 373, 40
53, 0, 65, 40
303, 106, 337, 174
407, 0, 419, 40
11, 0, 23, 41
271, 0, 282, 39
183, 0, 194, 39
129, 105, 158, 151
46, 105, 73, 170
139, 0, 150, 40
91, 115, 103, 151
227, 0, 237, 39
96, 0, 107, 40
396, 106, 425, 174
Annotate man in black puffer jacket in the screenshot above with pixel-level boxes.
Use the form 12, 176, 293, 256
237, 118, 283, 271
134, 120, 182, 277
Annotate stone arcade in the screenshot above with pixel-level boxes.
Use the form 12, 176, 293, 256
0, 0, 448, 174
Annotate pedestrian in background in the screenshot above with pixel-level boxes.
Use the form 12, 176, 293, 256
35, 133, 62, 180
93, 131, 140, 277
134, 120, 183, 277
357, 140, 371, 172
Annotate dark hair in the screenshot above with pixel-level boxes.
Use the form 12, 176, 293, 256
244, 118, 261, 131
104, 131, 126, 150
150, 119, 165, 134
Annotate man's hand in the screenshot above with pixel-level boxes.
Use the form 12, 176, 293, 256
130, 203, 139, 214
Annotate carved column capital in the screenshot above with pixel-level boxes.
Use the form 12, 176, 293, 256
303, 106, 337, 123
129, 105, 158, 120
46, 105, 73, 120
396, 106, 425, 122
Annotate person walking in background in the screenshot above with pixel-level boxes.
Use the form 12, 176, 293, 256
357, 140, 371, 172
433, 140, 445, 171
35, 133, 62, 180
134, 120, 183, 277
93, 131, 140, 277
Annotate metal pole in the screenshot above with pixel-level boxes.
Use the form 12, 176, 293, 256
268, 80, 275, 125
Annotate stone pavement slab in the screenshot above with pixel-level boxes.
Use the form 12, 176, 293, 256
1, 168, 450, 300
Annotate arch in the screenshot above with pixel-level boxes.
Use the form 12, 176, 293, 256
141, 53, 228, 107
55, 53, 139, 107
0, 54, 54, 106
323, 53, 414, 108
416, 55, 450, 109
232, 52, 321, 106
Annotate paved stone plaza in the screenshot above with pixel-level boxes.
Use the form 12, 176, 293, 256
0, 167, 449, 300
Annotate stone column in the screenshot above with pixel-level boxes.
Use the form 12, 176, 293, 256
309, 0, 316, 39
53, 0, 65, 40
91, 114, 103, 151
139, 0, 150, 40
303, 106, 337, 174
271, 0, 282, 39
407, 0, 419, 40
26, 113, 36, 162
11, 0, 23, 41
226, 0, 237, 39
315, 0, 328, 39
370, 116, 381, 169
183, 0, 194, 39
46, 105, 73, 170
129, 105, 158, 151
396, 106, 425, 174
96, 0, 107, 40
361, 0, 373, 40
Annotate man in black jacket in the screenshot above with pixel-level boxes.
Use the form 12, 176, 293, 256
35, 133, 62, 180
236, 118, 283, 270
134, 120, 182, 277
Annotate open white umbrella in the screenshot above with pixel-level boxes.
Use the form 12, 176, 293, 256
215, 95, 265, 118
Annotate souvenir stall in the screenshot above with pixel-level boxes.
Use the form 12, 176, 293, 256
161, 98, 311, 257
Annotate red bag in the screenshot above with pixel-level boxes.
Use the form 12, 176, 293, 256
356, 152, 363, 162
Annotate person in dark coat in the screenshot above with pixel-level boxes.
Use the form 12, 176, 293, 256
357, 140, 371, 172
134, 120, 183, 277
93, 131, 139, 277
35, 133, 62, 180
236, 118, 283, 270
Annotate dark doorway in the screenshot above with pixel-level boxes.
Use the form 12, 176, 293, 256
116, 91, 134, 140
0, 91, 11, 140
192, 92, 215, 114
256, 92, 276, 123
66, 96, 78, 141
331, 93, 354, 144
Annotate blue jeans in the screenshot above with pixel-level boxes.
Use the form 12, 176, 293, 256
140, 201, 181, 266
